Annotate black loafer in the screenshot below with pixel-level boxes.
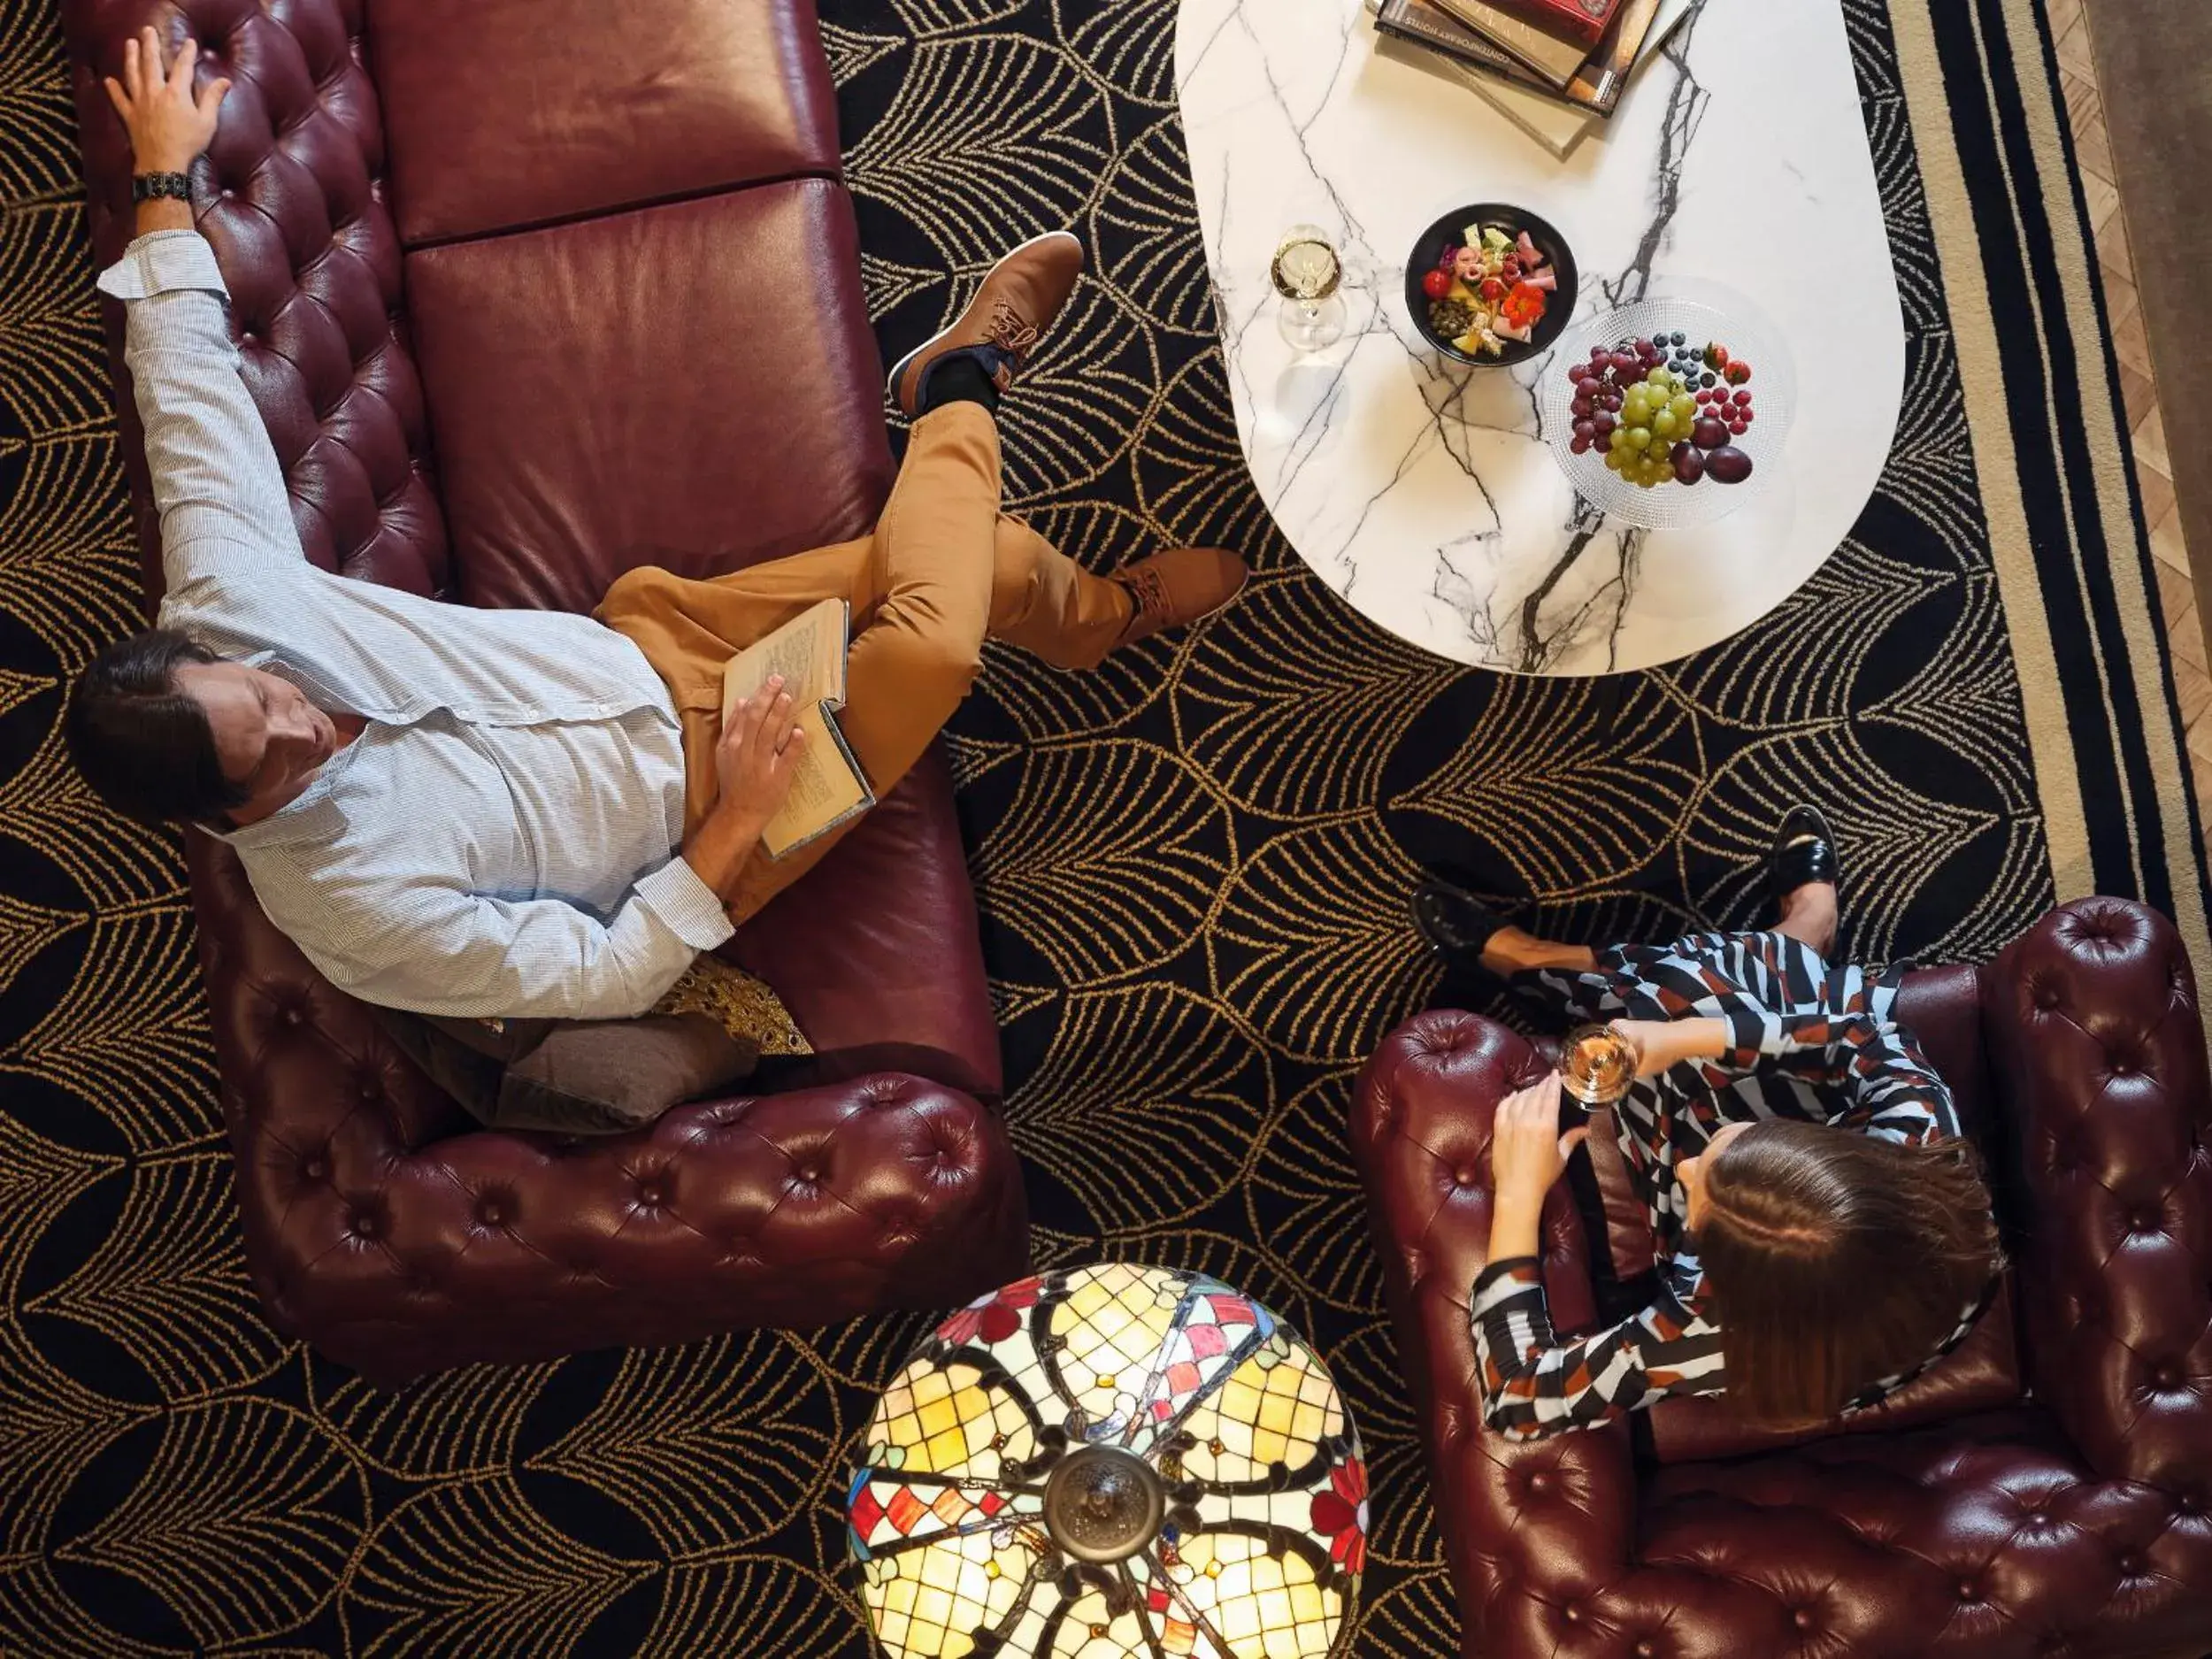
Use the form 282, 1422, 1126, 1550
1769, 804, 1841, 906
1412, 877, 1516, 968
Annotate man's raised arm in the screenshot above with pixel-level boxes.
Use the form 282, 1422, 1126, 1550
96, 27, 302, 591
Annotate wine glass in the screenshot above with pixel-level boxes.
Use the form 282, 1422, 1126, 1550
1272, 225, 1347, 351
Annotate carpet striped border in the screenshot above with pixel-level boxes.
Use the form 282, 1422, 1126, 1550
1889, 0, 2212, 977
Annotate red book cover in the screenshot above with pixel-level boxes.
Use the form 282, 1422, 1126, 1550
1485, 0, 1620, 50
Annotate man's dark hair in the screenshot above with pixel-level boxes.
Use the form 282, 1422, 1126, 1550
64, 629, 249, 826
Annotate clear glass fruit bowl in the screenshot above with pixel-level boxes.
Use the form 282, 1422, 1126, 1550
1537, 289, 1797, 531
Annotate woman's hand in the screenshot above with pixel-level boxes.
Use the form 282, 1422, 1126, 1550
1607, 1017, 1728, 1079
1489, 1074, 1590, 1207
1486, 1074, 1589, 1263
105, 27, 230, 175
714, 676, 806, 836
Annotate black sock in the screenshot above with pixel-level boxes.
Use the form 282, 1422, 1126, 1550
918, 351, 1001, 415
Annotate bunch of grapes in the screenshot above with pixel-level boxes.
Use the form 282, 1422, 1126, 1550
1565, 333, 1756, 490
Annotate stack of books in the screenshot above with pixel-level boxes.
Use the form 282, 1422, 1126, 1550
1369, 0, 1694, 158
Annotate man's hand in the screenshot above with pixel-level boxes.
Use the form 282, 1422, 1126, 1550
105, 27, 230, 176
677, 676, 807, 910
713, 677, 807, 837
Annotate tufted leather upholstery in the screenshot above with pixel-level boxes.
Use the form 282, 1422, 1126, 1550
65, 0, 1025, 1383
1353, 899, 2212, 1658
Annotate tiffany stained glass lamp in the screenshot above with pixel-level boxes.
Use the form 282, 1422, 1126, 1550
849, 1263, 1365, 1658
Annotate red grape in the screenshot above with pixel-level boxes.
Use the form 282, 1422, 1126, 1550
1693, 418, 1729, 449
1571, 435, 1593, 455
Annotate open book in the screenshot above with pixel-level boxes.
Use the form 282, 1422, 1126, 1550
719, 597, 875, 859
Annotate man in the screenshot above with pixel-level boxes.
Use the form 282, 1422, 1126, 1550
68, 30, 1247, 1022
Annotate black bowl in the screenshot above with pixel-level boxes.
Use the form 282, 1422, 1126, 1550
1405, 203, 1578, 367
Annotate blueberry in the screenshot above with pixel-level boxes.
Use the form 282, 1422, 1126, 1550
1701, 372, 1717, 388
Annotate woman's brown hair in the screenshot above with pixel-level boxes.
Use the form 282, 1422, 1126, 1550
1696, 1120, 2002, 1425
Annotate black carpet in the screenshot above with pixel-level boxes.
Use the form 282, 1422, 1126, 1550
0, 0, 2200, 1653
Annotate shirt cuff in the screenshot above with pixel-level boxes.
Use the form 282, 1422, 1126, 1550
632, 856, 737, 953
1723, 1002, 1780, 1069
96, 230, 228, 302
1471, 1256, 1543, 1317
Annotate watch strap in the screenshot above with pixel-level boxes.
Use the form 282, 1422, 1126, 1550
131, 172, 194, 204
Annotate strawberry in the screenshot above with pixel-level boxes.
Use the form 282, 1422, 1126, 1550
1725, 361, 1753, 386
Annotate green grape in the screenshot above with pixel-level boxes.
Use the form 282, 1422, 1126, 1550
1624, 426, 1651, 451
1623, 389, 1652, 420
1671, 394, 1697, 422
1645, 367, 1671, 388
1604, 448, 1623, 471
1652, 411, 1678, 439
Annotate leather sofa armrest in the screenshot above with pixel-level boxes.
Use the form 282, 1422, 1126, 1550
239, 1071, 1029, 1386
1351, 1011, 1639, 1658
1984, 896, 2212, 1490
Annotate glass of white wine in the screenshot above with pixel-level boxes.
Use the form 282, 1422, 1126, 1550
1271, 224, 1347, 352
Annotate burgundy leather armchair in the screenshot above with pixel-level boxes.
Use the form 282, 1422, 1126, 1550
1354, 897, 2212, 1658
61, 0, 1029, 1385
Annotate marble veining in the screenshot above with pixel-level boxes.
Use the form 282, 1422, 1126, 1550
1175, 0, 1904, 674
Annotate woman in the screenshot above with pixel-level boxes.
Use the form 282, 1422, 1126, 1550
1415, 806, 2004, 1441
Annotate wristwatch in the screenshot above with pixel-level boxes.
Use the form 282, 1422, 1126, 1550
131, 171, 193, 204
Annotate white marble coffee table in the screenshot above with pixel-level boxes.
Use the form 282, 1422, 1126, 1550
1174, 0, 1904, 674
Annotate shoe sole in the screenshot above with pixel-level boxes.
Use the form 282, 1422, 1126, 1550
887, 230, 1085, 405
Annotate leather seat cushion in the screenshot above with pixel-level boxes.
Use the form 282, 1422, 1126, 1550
403, 178, 895, 613
366, 0, 841, 246
728, 744, 1004, 1102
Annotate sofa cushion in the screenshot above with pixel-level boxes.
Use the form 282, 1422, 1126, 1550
729, 743, 1004, 1101
403, 178, 895, 613
366, 0, 841, 246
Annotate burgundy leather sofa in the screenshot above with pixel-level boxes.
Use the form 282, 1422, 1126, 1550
61, 0, 1029, 1385
1354, 896, 2212, 1657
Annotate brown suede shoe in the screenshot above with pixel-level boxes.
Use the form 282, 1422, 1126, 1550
889, 231, 1085, 417
1110, 548, 1249, 647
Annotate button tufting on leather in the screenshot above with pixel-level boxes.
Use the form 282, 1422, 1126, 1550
2116, 1553, 2141, 1575
350, 1210, 380, 1240
280, 1004, 305, 1027
1792, 1609, 1813, 1631
636, 1181, 665, 1206
1634, 1643, 1656, 1659
476, 1200, 504, 1227
1527, 1472, 1552, 1494
2153, 1362, 2183, 1388
1956, 1579, 1978, 1601
1561, 1603, 1581, 1625
795, 1164, 823, 1184
300, 1154, 328, 1181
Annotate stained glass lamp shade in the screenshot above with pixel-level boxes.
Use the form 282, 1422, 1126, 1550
849, 1263, 1364, 1659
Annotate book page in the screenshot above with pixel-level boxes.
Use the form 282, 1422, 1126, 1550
721, 597, 849, 724
760, 703, 872, 858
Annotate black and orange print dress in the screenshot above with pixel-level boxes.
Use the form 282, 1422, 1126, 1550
1468, 928, 1995, 1442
